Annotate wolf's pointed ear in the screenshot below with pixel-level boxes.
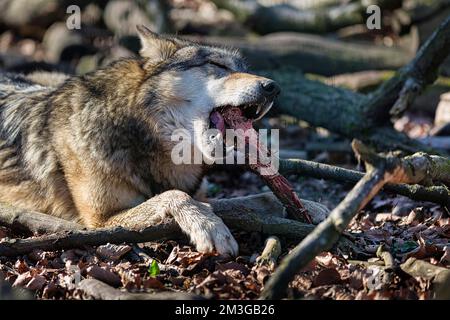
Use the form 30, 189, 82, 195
136, 25, 178, 63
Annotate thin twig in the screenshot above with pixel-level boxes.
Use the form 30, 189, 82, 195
376, 244, 395, 271
255, 236, 282, 271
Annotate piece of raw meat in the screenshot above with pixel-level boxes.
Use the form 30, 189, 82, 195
220, 106, 312, 224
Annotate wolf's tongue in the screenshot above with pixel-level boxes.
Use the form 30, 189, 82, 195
210, 111, 225, 134
221, 107, 312, 224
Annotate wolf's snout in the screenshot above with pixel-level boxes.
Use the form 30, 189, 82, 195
260, 80, 280, 98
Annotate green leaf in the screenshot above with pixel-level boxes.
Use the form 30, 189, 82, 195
148, 260, 160, 277
393, 241, 418, 254
207, 183, 221, 197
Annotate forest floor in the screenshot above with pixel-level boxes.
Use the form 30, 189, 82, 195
1, 112, 448, 300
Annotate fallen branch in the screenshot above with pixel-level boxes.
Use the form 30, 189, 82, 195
0, 203, 83, 234
279, 158, 450, 207
419, 136, 450, 151
0, 194, 331, 257
0, 223, 181, 257
260, 140, 443, 299
393, 152, 450, 185
320, 70, 395, 92
77, 278, 202, 300
186, 33, 413, 76
211, 193, 330, 225
0, 193, 329, 236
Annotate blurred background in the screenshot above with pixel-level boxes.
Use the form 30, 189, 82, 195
0, 0, 449, 199
1, 0, 449, 75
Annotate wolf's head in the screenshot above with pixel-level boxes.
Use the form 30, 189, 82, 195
136, 25, 280, 163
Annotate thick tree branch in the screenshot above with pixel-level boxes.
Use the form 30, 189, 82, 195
365, 15, 450, 122
0, 223, 182, 257
0, 203, 83, 234
0, 194, 331, 257
186, 34, 413, 76
269, 72, 443, 154
394, 152, 450, 185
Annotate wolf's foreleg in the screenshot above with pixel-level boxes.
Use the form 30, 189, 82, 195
105, 190, 238, 256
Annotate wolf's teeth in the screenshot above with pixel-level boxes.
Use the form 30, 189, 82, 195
256, 105, 262, 115
254, 101, 273, 121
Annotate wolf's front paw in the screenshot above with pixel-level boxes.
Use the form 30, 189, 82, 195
189, 218, 239, 257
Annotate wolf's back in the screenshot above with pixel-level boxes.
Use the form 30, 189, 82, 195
0, 72, 50, 145
0, 71, 61, 187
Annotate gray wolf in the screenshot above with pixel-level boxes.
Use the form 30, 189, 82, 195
0, 25, 280, 256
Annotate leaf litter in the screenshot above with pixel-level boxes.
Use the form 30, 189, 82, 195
0, 120, 449, 300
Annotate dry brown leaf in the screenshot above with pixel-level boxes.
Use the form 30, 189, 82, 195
12, 272, 32, 287
25, 274, 47, 291
363, 228, 389, 242
96, 243, 132, 261
14, 260, 29, 274
217, 262, 249, 276
28, 249, 46, 262
86, 265, 122, 287
406, 208, 425, 225
166, 246, 214, 276
440, 246, 450, 265
375, 213, 402, 223
254, 266, 271, 285
348, 269, 364, 290
312, 268, 341, 287
315, 252, 340, 268
119, 268, 142, 290
42, 281, 60, 299
403, 235, 440, 260
142, 277, 165, 289
0, 226, 9, 239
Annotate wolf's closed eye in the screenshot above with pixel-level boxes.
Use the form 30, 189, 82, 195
209, 61, 230, 71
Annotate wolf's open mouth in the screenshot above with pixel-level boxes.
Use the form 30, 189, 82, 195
209, 102, 273, 134
208, 100, 313, 224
